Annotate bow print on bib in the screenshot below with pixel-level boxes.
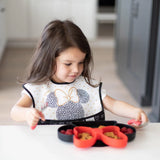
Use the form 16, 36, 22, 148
55, 87, 79, 106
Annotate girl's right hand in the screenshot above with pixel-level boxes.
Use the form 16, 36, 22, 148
25, 108, 45, 127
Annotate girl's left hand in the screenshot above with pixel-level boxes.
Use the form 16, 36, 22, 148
128, 110, 149, 127
137, 110, 148, 124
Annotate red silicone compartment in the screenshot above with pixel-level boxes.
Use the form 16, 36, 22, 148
101, 126, 128, 148
74, 126, 97, 148
73, 126, 128, 148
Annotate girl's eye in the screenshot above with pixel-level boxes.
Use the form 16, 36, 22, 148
65, 63, 72, 66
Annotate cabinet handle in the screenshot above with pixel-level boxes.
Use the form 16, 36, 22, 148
132, 0, 139, 18
0, 8, 5, 12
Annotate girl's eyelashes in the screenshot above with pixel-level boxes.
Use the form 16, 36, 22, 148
64, 63, 72, 66
64, 62, 84, 66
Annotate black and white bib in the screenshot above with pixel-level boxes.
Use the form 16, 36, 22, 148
22, 76, 106, 124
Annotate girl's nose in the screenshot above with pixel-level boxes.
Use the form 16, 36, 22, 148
72, 65, 79, 73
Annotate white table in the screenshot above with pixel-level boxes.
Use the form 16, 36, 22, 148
0, 123, 160, 160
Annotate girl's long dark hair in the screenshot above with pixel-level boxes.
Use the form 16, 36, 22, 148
24, 20, 95, 86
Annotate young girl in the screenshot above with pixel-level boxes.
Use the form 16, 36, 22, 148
10, 20, 148, 128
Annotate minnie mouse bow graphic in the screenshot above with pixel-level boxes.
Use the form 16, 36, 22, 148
54, 87, 80, 106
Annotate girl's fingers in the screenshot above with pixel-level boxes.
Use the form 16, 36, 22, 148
31, 125, 37, 130
136, 115, 141, 121
128, 119, 141, 127
30, 110, 44, 120
26, 108, 46, 129
140, 112, 149, 124
39, 111, 45, 121
31, 109, 41, 119
128, 112, 149, 128
32, 109, 45, 121
30, 110, 45, 129
135, 110, 148, 124
141, 113, 148, 126
30, 118, 39, 130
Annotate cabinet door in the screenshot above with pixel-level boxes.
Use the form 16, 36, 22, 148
6, 0, 28, 39
148, 0, 160, 122
115, 0, 153, 105
29, 0, 97, 40
149, 34, 160, 121
6, 0, 97, 40
70, 0, 97, 40
0, 0, 6, 59
29, 0, 71, 39
115, 0, 131, 70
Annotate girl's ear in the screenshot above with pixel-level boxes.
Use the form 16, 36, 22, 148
46, 92, 58, 108
77, 89, 89, 103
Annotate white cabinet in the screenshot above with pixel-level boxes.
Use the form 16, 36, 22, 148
29, 0, 96, 40
6, 0, 28, 39
6, 0, 97, 41
29, 0, 71, 39
0, 0, 6, 60
70, 0, 97, 40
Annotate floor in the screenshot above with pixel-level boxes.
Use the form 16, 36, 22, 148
0, 24, 152, 125
0, 47, 35, 125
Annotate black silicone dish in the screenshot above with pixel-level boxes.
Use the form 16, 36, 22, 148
58, 125, 74, 142
116, 123, 136, 142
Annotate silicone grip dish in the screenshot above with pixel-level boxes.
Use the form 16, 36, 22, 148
57, 120, 117, 146
73, 126, 128, 148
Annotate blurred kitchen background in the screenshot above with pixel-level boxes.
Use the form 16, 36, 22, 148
0, 0, 160, 124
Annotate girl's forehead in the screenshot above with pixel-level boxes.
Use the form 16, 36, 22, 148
58, 47, 86, 61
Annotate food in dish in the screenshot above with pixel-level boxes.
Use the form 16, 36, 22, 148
78, 132, 93, 140
120, 127, 134, 134
60, 129, 74, 135
104, 131, 119, 139
98, 125, 106, 128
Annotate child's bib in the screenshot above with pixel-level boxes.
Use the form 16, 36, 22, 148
22, 76, 105, 124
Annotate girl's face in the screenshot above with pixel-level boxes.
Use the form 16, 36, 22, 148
52, 47, 86, 83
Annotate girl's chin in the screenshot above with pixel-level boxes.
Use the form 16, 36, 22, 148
66, 77, 77, 82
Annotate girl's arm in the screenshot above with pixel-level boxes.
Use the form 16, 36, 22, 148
10, 94, 45, 127
102, 95, 148, 124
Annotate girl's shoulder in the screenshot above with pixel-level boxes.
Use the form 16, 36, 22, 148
23, 81, 50, 90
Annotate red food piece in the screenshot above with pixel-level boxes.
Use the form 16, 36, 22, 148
60, 130, 66, 134
65, 129, 73, 135
120, 127, 127, 133
120, 127, 133, 134
126, 128, 133, 134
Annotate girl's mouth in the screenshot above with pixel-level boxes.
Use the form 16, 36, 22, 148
69, 75, 77, 78
68, 75, 78, 80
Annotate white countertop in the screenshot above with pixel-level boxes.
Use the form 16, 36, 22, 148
0, 123, 160, 160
